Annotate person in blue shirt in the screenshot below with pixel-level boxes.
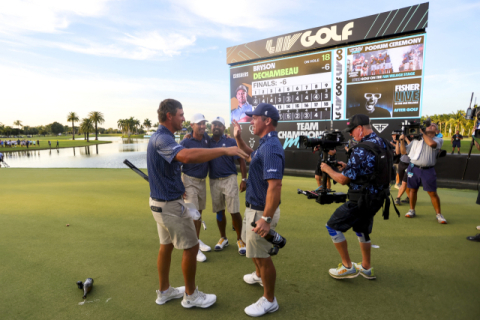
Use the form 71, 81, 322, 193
208, 116, 248, 254
147, 99, 247, 309
231, 85, 252, 123
180, 113, 212, 263
321, 114, 387, 281
233, 103, 284, 317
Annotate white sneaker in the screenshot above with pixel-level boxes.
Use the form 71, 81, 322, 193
244, 297, 279, 317
237, 239, 246, 256
436, 214, 447, 224
214, 237, 229, 251
198, 239, 211, 252
181, 287, 216, 309
328, 263, 359, 279
197, 250, 207, 262
405, 209, 416, 218
244, 271, 263, 287
155, 286, 185, 305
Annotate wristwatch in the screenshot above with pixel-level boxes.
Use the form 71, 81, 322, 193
261, 216, 272, 224
241, 178, 247, 182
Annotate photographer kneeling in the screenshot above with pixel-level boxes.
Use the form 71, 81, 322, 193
399, 123, 446, 223
320, 114, 391, 280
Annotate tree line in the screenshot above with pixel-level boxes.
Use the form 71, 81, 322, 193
421, 109, 477, 137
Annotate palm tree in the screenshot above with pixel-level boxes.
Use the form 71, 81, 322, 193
143, 119, 152, 132
449, 110, 466, 135
88, 111, 105, 141
133, 118, 140, 134
13, 120, 22, 130
67, 112, 80, 140
117, 119, 125, 135
438, 114, 448, 136
80, 118, 94, 142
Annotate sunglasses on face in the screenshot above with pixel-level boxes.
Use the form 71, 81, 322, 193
364, 93, 382, 99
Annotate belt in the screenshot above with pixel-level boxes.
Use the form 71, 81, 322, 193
413, 164, 434, 170
184, 174, 206, 182
245, 201, 265, 211
212, 174, 235, 181
151, 196, 182, 202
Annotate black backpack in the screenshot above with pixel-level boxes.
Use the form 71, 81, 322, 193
351, 137, 400, 219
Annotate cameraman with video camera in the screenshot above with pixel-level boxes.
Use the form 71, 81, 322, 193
320, 114, 393, 280
399, 123, 446, 223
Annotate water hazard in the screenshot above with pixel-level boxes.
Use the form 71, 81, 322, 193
2, 137, 149, 168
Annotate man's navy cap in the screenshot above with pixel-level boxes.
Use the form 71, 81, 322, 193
343, 114, 370, 133
245, 103, 279, 121
236, 85, 248, 93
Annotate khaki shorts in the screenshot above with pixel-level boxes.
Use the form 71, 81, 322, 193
241, 207, 280, 259
149, 197, 198, 250
182, 174, 207, 211
209, 174, 240, 213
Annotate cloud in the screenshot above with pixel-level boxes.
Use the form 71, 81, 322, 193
0, 0, 111, 34
122, 32, 196, 57
171, 0, 303, 30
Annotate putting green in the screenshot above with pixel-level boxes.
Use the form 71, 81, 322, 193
0, 169, 478, 319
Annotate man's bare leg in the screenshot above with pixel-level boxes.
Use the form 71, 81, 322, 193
359, 242, 372, 269
231, 213, 243, 240
216, 210, 227, 239
427, 191, 441, 213
333, 240, 352, 268
397, 181, 407, 198
182, 243, 199, 295
410, 189, 419, 210
254, 257, 276, 302
315, 174, 321, 188
158, 243, 174, 291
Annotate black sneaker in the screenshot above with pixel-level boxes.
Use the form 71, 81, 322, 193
467, 234, 480, 242
451, 151, 454, 155
394, 198, 401, 205
458, 151, 461, 155
401, 197, 410, 204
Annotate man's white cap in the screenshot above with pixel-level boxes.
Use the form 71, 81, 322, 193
191, 113, 208, 124
211, 116, 225, 126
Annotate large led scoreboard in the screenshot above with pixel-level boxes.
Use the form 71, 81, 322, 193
227, 3, 429, 169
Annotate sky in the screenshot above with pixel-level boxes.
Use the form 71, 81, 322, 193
1, 0, 479, 129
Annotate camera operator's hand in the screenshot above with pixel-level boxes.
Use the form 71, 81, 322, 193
337, 161, 347, 171
320, 162, 333, 174
253, 218, 270, 237
399, 134, 405, 141
313, 145, 320, 153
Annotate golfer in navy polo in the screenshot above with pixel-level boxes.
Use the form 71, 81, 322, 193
180, 113, 211, 263
147, 99, 247, 309
232, 103, 284, 317
208, 116, 248, 254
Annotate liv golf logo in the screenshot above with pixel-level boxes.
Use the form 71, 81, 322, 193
372, 123, 389, 133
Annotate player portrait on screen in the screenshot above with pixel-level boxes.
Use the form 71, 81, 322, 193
231, 84, 252, 123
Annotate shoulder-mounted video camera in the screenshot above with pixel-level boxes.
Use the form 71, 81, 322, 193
465, 104, 480, 121
403, 118, 431, 140
392, 130, 403, 141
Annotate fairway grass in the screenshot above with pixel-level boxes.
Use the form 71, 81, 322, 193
0, 169, 479, 320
